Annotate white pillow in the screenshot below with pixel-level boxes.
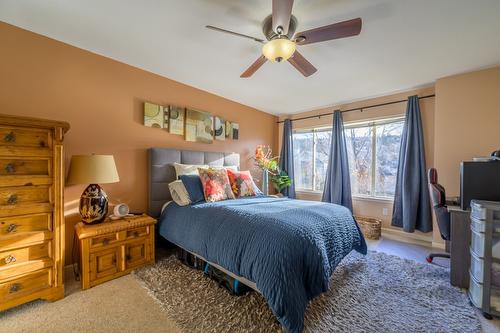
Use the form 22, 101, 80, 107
173, 163, 209, 178
212, 165, 239, 172
168, 180, 191, 206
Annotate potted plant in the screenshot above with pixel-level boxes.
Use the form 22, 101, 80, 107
254, 145, 292, 196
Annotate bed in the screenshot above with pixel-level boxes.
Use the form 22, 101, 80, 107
148, 148, 367, 333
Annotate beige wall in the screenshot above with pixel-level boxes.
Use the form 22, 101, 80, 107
434, 66, 500, 196
278, 87, 436, 241
0, 22, 277, 263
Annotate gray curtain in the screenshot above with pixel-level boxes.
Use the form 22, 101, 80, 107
391, 95, 432, 233
322, 110, 353, 211
279, 119, 296, 198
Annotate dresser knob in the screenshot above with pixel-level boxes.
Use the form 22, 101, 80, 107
39, 141, 46, 147
7, 195, 17, 205
6, 224, 17, 233
5, 163, 15, 173
3, 132, 16, 143
133, 231, 139, 237
4, 255, 16, 264
125, 254, 131, 261
9, 283, 21, 293
102, 238, 110, 245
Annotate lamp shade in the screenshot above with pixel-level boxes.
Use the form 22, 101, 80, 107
67, 155, 120, 185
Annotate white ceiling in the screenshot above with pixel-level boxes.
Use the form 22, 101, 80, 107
1, 0, 500, 115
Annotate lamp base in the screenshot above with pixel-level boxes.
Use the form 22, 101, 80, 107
79, 184, 108, 224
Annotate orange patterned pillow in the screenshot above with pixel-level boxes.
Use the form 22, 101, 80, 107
226, 169, 256, 198
197, 168, 235, 202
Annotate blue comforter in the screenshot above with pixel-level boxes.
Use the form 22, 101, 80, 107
158, 196, 366, 333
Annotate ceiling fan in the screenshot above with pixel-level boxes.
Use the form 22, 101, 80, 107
206, 0, 362, 78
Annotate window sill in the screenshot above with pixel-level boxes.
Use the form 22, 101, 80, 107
352, 195, 394, 203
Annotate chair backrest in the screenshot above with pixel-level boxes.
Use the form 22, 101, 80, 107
428, 168, 451, 241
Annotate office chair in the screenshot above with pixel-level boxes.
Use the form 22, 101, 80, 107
426, 168, 451, 263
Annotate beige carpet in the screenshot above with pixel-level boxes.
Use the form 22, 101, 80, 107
0, 268, 181, 333
1, 238, 499, 333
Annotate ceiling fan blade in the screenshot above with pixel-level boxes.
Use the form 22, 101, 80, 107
206, 25, 265, 43
288, 51, 317, 77
240, 55, 267, 78
294, 18, 362, 45
272, 0, 294, 35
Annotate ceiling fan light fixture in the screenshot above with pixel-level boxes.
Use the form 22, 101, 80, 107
262, 38, 296, 62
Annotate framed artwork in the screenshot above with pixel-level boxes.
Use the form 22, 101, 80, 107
225, 122, 232, 138
231, 122, 239, 140
144, 102, 163, 128
169, 106, 185, 135
214, 116, 225, 141
185, 109, 213, 143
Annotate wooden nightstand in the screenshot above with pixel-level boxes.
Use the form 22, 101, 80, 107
75, 214, 156, 290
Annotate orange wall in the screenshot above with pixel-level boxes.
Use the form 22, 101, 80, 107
434, 66, 500, 196
0, 22, 277, 264
278, 87, 436, 242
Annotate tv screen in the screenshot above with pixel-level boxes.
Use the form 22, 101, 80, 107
460, 161, 500, 210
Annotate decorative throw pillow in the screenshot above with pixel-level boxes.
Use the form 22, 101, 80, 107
197, 168, 235, 202
226, 169, 257, 198
173, 163, 209, 178
168, 180, 191, 206
180, 174, 205, 204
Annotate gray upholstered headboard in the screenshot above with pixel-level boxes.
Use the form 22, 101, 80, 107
148, 148, 240, 217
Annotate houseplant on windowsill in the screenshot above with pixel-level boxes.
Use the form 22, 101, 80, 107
254, 145, 292, 196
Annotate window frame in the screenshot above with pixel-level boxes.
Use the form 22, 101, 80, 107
292, 116, 404, 200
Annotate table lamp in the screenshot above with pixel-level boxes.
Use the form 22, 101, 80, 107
67, 154, 120, 224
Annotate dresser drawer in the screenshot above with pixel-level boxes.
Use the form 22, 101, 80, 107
0, 242, 52, 280
0, 158, 51, 177
0, 268, 52, 302
0, 186, 50, 207
0, 213, 52, 239
0, 126, 51, 149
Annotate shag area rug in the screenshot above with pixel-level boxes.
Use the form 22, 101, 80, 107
134, 251, 480, 333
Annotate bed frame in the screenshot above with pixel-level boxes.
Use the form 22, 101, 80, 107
147, 147, 259, 291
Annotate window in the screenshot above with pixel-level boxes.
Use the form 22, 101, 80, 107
345, 118, 404, 198
292, 117, 404, 198
292, 128, 331, 191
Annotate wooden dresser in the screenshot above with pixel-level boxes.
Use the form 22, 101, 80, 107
75, 214, 156, 290
0, 114, 69, 311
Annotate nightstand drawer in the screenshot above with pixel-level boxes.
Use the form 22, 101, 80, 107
90, 233, 119, 249
0, 242, 52, 280
0, 268, 52, 302
89, 247, 120, 282
125, 226, 149, 239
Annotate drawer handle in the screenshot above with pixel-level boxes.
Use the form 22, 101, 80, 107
102, 238, 110, 245
7, 195, 17, 205
4, 132, 16, 143
125, 254, 131, 261
4, 255, 16, 264
39, 141, 46, 147
5, 163, 16, 173
9, 283, 21, 293
6, 224, 17, 233
133, 231, 139, 237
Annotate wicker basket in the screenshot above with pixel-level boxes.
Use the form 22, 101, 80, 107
355, 216, 382, 240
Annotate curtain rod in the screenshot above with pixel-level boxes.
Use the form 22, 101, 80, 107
277, 94, 435, 124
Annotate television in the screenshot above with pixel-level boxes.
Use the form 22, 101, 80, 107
460, 161, 500, 210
